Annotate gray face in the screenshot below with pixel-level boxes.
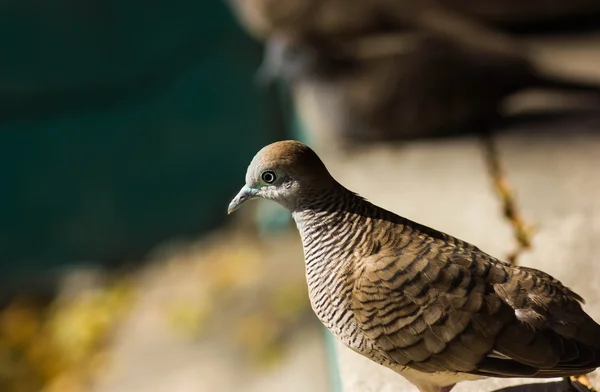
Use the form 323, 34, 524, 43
227, 164, 300, 214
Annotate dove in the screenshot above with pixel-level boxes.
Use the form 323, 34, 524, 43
227, 140, 600, 392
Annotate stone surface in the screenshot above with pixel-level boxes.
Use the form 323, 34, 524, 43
494, 119, 600, 389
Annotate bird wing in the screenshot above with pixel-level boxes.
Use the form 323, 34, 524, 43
351, 235, 600, 377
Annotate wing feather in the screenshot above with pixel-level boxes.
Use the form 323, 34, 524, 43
351, 235, 600, 378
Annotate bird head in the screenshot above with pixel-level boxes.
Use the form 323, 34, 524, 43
227, 140, 334, 214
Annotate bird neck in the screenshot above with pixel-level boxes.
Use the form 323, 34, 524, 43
291, 186, 382, 270
290, 187, 387, 340
290, 186, 459, 269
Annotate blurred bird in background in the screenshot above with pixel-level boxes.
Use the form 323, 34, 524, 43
225, 0, 600, 145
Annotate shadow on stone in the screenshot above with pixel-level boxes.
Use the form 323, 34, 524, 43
492, 380, 591, 392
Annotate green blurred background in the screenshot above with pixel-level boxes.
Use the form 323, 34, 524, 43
0, 0, 286, 277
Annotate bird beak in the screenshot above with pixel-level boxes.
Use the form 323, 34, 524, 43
227, 185, 258, 214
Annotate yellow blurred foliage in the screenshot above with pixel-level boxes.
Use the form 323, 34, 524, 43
0, 280, 134, 392
166, 299, 212, 336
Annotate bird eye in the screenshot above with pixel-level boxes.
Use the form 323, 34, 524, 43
261, 170, 277, 184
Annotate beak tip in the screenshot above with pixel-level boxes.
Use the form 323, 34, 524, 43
227, 198, 243, 215
227, 203, 236, 215
227, 185, 255, 215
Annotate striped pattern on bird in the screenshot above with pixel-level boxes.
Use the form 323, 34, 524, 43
227, 140, 600, 392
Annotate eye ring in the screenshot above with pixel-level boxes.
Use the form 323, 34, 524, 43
261, 170, 277, 184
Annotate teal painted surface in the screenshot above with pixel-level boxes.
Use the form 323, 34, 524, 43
324, 329, 344, 392
0, 1, 283, 276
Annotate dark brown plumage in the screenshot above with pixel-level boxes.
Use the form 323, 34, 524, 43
226, 0, 524, 78
287, 33, 600, 143
225, 0, 600, 142
225, 0, 600, 42
228, 141, 600, 392
437, 0, 600, 28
